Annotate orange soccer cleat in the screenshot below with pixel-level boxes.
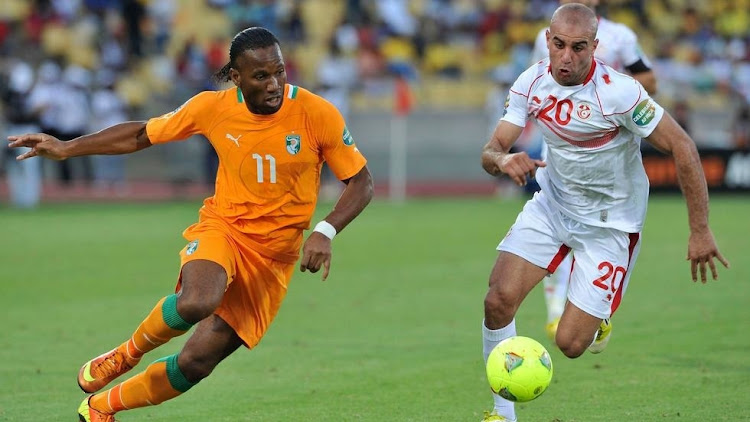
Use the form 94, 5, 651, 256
78, 347, 140, 393
78, 395, 116, 422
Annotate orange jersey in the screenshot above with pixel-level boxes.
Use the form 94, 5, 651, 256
146, 84, 367, 261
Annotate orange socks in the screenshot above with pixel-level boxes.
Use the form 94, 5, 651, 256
88, 295, 197, 414
91, 354, 196, 413
125, 295, 192, 360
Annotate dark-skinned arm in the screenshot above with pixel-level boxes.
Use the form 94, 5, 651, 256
299, 165, 374, 280
7, 121, 152, 161
320, 165, 374, 233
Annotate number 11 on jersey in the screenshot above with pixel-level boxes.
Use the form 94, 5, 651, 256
252, 153, 276, 183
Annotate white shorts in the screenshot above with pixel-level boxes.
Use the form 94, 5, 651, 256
498, 192, 641, 319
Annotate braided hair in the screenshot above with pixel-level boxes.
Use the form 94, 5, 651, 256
213, 27, 281, 83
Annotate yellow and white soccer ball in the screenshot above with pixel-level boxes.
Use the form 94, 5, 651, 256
486, 336, 554, 402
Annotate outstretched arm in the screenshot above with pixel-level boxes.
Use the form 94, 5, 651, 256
7, 121, 152, 160
300, 165, 374, 280
645, 113, 730, 282
481, 120, 545, 186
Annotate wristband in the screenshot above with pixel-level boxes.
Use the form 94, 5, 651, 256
313, 220, 337, 240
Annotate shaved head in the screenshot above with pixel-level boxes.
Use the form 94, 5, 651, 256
560, 0, 599, 8
551, 3, 598, 41
546, 2, 599, 85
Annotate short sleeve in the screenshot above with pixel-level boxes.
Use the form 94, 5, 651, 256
313, 99, 367, 181
500, 72, 532, 128
146, 92, 213, 144
610, 84, 664, 138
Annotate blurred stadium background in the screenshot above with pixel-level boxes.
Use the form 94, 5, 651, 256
2, 3, 749, 421
1, 0, 749, 203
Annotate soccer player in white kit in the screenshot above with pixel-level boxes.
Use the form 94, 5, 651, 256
479, 4, 729, 421
531, 0, 657, 94
530, 0, 658, 341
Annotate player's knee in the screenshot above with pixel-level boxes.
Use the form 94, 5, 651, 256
178, 351, 218, 383
556, 336, 587, 359
177, 271, 227, 322
484, 288, 517, 322
176, 296, 220, 323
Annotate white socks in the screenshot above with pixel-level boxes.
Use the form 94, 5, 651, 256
483, 319, 517, 421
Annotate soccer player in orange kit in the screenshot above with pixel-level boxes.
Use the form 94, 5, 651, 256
8, 27, 374, 421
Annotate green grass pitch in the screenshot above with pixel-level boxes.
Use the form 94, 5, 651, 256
1, 196, 748, 421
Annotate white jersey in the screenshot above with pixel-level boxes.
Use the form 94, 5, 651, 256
531, 16, 652, 72
501, 59, 664, 233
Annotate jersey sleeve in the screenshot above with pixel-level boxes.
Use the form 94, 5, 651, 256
145, 91, 214, 144
610, 83, 664, 138
615, 25, 652, 69
500, 68, 534, 128
312, 99, 367, 181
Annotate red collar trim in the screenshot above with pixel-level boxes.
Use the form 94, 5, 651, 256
546, 60, 597, 86
583, 60, 596, 85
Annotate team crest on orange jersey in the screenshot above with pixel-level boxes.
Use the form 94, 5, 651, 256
285, 134, 301, 155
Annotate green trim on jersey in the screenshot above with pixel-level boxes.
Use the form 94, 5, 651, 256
236, 87, 244, 103
287, 85, 298, 99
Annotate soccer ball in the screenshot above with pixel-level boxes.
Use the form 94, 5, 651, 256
486, 336, 553, 402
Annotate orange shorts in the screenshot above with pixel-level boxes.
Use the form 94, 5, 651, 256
177, 223, 295, 348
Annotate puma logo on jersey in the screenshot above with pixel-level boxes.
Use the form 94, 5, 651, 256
226, 133, 242, 147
